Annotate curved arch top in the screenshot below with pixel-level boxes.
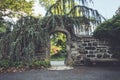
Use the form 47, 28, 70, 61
46, 26, 73, 65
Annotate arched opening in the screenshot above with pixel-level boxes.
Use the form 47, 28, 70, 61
50, 32, 67, 65
46, 27, 72, 66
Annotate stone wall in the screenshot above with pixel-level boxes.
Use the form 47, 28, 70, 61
44, 26, 116, 66
71, 35, 112, 65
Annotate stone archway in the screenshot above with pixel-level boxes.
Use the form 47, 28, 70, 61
46, 27, 73, 65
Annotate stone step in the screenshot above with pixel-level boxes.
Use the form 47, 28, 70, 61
49, 61, 73, 70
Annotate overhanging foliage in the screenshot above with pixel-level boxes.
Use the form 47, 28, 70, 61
44, 0, 105, 35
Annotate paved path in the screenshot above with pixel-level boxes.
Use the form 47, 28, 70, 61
0, 66, 120, 80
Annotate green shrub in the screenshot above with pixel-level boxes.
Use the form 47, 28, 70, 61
93, 14, 120, 59
0, 59, 50, 69
0, 60, 10, 68
30, 61, 50, 69
10, 62, 23, 68
0, 60, 24, 68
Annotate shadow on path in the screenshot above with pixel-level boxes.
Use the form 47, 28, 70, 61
0, 64, 120, 80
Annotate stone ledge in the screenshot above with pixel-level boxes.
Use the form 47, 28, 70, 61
88, 58, 119, 62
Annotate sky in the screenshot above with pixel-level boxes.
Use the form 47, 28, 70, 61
33, 0, 46, 16
92, 0, 120, 19
33, 0, 120, 19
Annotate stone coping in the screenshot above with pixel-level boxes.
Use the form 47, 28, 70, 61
88, 58, 119, 62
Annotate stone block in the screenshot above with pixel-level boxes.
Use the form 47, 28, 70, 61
99, 49, 106, 53
89, 51, 94, 54
86, 54, 95, 57
94, 51, 98, 54
88, 43, 92, 46
103, 53, 110, 58
85, 47, 96, 50
91, 39, 95, 42
71, 51, 78, 54
93, 42, 97, 46
70, 44, 75, 48
71, 48, 76, 51
84, 40, 90, 42
85, 51, 88, 54
82, 43, 87, 46
97, 54, 102, 58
